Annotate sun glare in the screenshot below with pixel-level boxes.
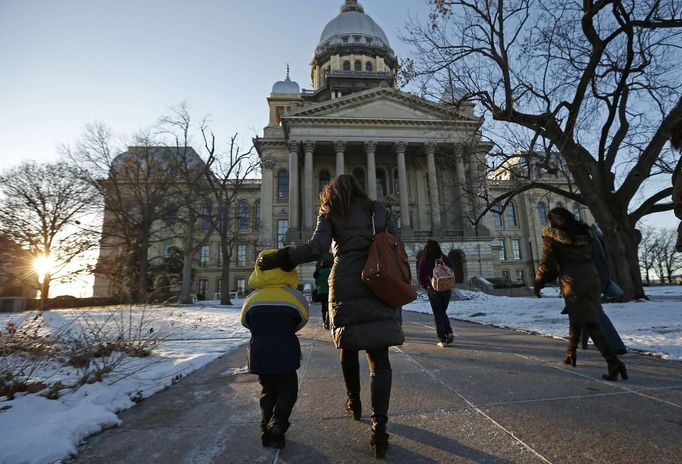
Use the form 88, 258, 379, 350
34, 255, 57, 282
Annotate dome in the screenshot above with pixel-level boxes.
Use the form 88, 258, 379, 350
271, 66, 300, 96
318, 1, 391, 50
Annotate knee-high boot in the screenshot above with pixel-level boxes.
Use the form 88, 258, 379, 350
341, 350, 362, 419
369, 369, 391, 458
587, 323, 628, 381
565, 322, 580, 366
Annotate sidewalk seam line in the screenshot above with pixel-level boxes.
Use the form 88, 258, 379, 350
394, 346, 553, 464
514, 353, 682, 409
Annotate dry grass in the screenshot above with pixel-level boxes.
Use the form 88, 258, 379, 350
1, 307, 165, 400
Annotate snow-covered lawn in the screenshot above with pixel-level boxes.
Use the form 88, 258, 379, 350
0, 302, 249, 464
0, 287, 680, 464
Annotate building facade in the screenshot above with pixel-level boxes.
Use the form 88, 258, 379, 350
94, 0, 588, 298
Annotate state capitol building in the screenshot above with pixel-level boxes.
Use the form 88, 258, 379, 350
94, 0, 589, 299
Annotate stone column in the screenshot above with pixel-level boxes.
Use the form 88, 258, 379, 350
455, 144, 472, 228
395, 141, 411, 232
260, 155, 275, 247
303, 140, 316, 230
365, 141, 377, 200
467, 147, 484, 221
425, 142, 441, 232
334, 140, 345, 177
287, 140, 300, 231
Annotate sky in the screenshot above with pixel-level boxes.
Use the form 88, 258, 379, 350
0, 0, 432, 164
0, 0, 678, 297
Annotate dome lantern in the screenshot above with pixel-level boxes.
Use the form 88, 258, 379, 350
271, 65, 300, 96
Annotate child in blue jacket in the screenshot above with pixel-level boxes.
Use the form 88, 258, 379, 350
241, 249, 309, 449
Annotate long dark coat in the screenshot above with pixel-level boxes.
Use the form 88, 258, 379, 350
535, 226, 601, 325
287, 199, 404, 351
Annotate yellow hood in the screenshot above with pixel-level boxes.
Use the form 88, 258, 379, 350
248, 249, 299, 289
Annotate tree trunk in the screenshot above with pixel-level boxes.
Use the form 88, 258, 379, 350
590, 206, 645, 300
137, 233, 150, 303
39, 275, 50, 311
219, 243, 232, 306
181, 224, 195, 304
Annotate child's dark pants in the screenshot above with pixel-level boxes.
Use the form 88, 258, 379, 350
258, 372, 298, 434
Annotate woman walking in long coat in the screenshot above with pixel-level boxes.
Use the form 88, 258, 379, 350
534, 207, 627, 381
258, 174, 403, 458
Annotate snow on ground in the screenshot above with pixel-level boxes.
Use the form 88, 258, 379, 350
0, 287, 680, 464
405, 287, 682, 360
0, 301, 249, 464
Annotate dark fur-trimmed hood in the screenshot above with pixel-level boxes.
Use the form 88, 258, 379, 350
542, 226, 592, 246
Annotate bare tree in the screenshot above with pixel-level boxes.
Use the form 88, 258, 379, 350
64, 125, 178, 302
652, 227, 681, 282
638, 225, 659, 285
0, 161, 99, 308
200, 127, 259, 306
156, 104, 214, 304
403, 0, 682, 299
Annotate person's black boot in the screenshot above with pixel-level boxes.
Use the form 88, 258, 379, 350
369, 423, 389, 459
603, 359, 628, 381
563, 350, 577, 367
369, 369, 392, 458
345, 396, 362, 420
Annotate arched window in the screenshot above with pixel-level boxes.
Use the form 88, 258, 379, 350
254, 201, 261, 231
352, 167, 366, 191
376, 168, 386, 197
492, 205, 503, 227
506, 202, 517, 227
277, 170, 288, 198
537, 202, 547, 224
318, 170, 330, 192
365, 61, 373, 72
343, 61, 351, 71
238, 201, 249, 230
354, 61, 362, 71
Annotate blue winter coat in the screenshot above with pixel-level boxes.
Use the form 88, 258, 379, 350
240, 250, 309, 375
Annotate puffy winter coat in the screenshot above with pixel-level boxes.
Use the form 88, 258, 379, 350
241, 250, 309, 375
535, 226, 601, 325
287, 199, 404, 351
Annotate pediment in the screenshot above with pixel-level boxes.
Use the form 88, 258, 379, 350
285, 88, 477, 123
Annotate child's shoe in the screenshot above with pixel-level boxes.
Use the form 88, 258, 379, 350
266, 424, 286, 449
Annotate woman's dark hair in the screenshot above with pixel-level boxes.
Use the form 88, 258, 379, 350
547, 207, 584, 240
423, 239, 444, 263
319, 174, 371, 218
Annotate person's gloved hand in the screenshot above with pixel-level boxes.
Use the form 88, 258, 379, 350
258, 247, 295, 272
533, 280, 543, 298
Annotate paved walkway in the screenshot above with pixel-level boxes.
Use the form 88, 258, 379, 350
70, 307, 682, 463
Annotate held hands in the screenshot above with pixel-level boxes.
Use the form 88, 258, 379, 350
258, 247, 296, 272
258, 253, 280, 271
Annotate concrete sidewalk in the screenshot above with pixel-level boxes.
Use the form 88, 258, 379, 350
70, 308, 682, 463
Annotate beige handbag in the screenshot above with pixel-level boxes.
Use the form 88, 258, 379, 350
431, 257, 455, 292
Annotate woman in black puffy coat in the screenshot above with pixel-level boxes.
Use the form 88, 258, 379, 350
259, 174, 403, 459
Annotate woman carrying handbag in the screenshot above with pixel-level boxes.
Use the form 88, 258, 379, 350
258, 174, 403, 459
